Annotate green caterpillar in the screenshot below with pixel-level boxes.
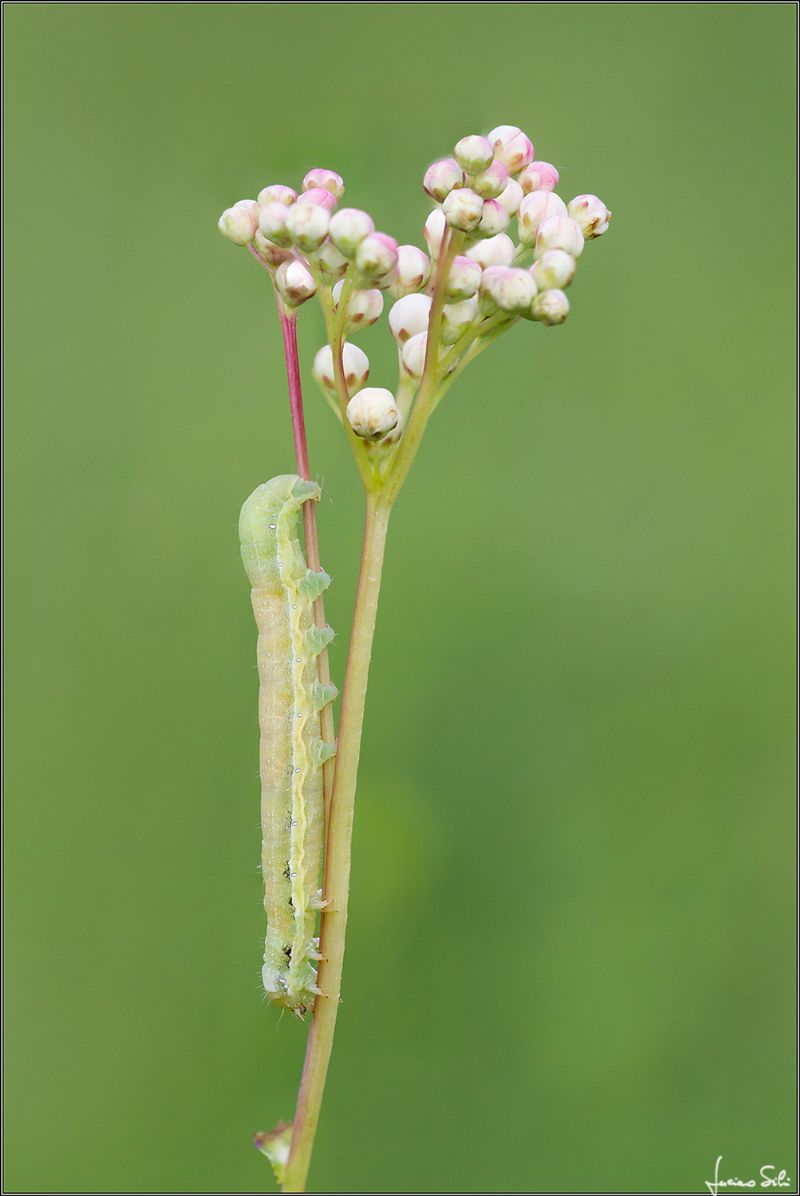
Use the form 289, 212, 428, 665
239, 475, 337, 1016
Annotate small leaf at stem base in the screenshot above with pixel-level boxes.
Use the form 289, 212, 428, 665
254, 1121, 293, 1186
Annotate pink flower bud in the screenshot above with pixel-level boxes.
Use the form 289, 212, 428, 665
389, 245, 432, 298
441, 297, 478, 344
296, 187, 337, 213
519, 161, 560, 194
488, 125, 534, 173
445, 256, 482, 301
310, 238, 350, 283
423, 208, 446, 257
388, 293, 432, 343
532, 289, 569, 325
567, 194, 612, 239
401, 331, 429, 379
454, 134, 494, 175
328, 208, 375, 257
333, 281, 384, 328
478, 265, 536, 315
496, 178, 524, 216
442, 187, 484, 232
285, 202, 330, 253
302, 168, 345, 201
470, 160, 510, 200
531, 249, 576, 291
465, 233, 515, 268
275, 258, 317, 307
423, 158, 464, 201
217, 199, 260, 246
257, 184, 297, 207
253, 231, 292, 268
313, 343, 370, 393
476, 198, 510, 238
517, 191, 568, 247
346, 387, 399, 440
354, 232, 398, 282
534, 216, 584, 260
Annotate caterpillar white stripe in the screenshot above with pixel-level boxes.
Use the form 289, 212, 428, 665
239, 475, 337, 1016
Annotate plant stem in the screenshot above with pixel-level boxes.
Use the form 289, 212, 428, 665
275, 301, 336, 818
282, 490, 392, 1193
382, 230, 460, 504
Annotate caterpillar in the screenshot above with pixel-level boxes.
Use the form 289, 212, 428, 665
239, 474, 337, 1016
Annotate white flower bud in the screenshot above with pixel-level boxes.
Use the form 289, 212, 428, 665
218, 199, 260, 246
517, 191, 568, 247
275, 258, 317, 307
476, 198, 510, 238
488, 125, 534, 173
532, 289, 569, 325
389, 245, 431, 298
296, 187, 337, 213
310, 238, 350, 283
423, 208, 446, 257
465, 233, 515, 268
441, 296, 478, 344
253, 231, 292, 268
285, 202, 330, 253
519, 162, 559, 194
531, 249, 576, 291
567, 194, 612, 239
354, 232, 398, 282
478, 266, 536, 315
442, 187, 484, 232
329, 208, 375, 257
423, 158, 464, 201
388, 293, 432, 343
333, 281, 384, 328
534, 216, 584, 260
453, 134, 494, 175
470, 160, 510, 199
258, 202, 293, 247
313, 343, 370, 393
257, 184, 297, 207
302, 168, 345, 201
401, 331, 429, 379
496, 178, 524, 216
445, 256, 482, 301
346, 387, 398, 440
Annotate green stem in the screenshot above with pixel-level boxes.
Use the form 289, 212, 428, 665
282, 491, 393, 1193
381, 230, 461, 504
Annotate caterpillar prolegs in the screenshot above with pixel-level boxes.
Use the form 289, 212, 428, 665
239, 475, 337, 1016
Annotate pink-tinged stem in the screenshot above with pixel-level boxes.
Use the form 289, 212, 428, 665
248, 245, 335, 818
277, 306, 312, 481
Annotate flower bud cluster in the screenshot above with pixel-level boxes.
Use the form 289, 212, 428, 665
218, 129, 613, 455
420, 125, 611, 327
218, 167, 413, 313
423, 125, 537, 243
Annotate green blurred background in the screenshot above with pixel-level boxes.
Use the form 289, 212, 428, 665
3, 4, 796, 1192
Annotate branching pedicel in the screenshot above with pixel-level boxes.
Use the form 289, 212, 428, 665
219, 125, 612, 1192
